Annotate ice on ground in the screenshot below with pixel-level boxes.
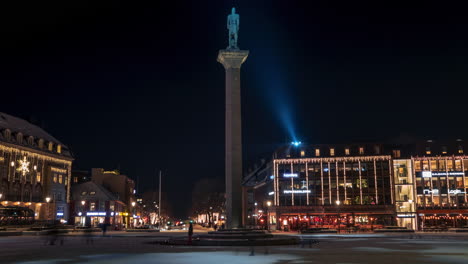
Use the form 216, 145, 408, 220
352, 247, 402, 252
17, 260, 72, 264
77, 252, 300, 264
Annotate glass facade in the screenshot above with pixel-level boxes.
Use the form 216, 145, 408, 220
393, 159, 416, 230
275, 157, 393, 207
414, 158, 467, 207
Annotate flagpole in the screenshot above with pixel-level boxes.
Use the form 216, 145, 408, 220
159, 170, 162, 226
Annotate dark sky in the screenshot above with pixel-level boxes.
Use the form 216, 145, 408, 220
2, 1, 468, 217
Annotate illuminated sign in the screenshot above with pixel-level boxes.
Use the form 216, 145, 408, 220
270, 175, 274, 179
449, 189, 466, 195
268, 191, 274, 196
283, 173, 298, 178
422, 171, 432, 178
421, 171, 464, 177
86, 212, 106, 216
432, 171, 464, 176
423, 189, 439, 195
284, 190, 311, 194
397, 214, 415, 218
56, 212, 64, 216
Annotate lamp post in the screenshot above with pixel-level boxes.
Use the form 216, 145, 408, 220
131, 201, 136, 227
336, 200, 341, 233
81, 200, 86, 226
254, 202, 258, 227
45, 197, 51, 224
266, 201, 272, 231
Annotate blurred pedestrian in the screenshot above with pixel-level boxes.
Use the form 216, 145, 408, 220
188, 222, 193, 245
101, 223, 108, 236
84, 228, 94, 245
213, 224, 218, 231
47, 225, 62, 245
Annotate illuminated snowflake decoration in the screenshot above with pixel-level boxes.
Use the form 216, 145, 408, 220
17, 156, 30, 176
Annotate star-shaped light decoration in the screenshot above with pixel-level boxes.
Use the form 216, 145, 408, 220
17, 156, 30, 176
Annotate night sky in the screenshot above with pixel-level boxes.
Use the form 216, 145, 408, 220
2, 1, 468, 218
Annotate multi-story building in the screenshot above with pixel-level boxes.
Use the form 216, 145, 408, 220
244, 139, 468, 231
0, 112, 73, 223
70, 181, 126, 228
90, 168, 136, 226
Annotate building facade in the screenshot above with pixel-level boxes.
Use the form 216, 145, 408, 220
244, 140, 468, 231
70, 181, 126, 228
0, 113, 73, 224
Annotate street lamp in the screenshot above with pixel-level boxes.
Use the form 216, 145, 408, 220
80, 200, 86, 226
266, 201, 272, 231
254, 202, 258, 227
131, 202, 136, 227
45, 197, 51, 224
335, 200, 341, 233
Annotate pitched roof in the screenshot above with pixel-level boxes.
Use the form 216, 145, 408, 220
0, 112, 62, 144
0, 112, 72, 157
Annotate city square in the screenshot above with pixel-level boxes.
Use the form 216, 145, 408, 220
2, 1, 468, 263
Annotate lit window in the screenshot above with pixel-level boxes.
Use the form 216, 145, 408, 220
74, 177, 78, 183
345, 148, 350, 155
38, 139, 44, 149
57, 145, 62, 154
53, 174, 57, 183
48, 142, 53, 151
392, 150, 401, 158
442, 146, 447, 155
90, 202, 96, 211
458, 146, 463, 154
81, 191, 87, 195
36, 173, 41, 183
300, 150, 305, 157
28, 136, 34, 145
359, 147, 364, 155
90, 191, 96, 195
330, 148, 335, 156
58, 175, 63, 184
425, 147, 431, 155
315, 149, 320, 157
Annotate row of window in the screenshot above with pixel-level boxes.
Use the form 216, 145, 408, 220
2, 129, 62, 154
52, 173, 67, 185
81, 191, 96, 196
299, 147, 368, 157
414, 159, 468, 172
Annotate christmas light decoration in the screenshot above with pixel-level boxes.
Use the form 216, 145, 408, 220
17, 156, 30, 176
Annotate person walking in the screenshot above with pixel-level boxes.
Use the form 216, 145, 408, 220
188, 222, 194, 245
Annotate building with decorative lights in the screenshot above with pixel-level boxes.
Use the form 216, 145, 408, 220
68, 168, 136, 228
0, 112, 73, 224
244, 139, 468, 231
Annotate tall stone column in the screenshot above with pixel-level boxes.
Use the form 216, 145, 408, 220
218, 49, 249, 229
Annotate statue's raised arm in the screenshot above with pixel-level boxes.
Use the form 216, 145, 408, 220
227, 7, 240, 50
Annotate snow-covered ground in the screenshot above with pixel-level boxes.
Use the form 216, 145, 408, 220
3, 234, 468, 264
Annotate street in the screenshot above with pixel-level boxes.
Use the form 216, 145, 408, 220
1, 232, 468, 263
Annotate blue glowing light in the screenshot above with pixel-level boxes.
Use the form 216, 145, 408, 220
291, 141, 302, 147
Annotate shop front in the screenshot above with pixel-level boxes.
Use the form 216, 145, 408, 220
274, 205, 395, 232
